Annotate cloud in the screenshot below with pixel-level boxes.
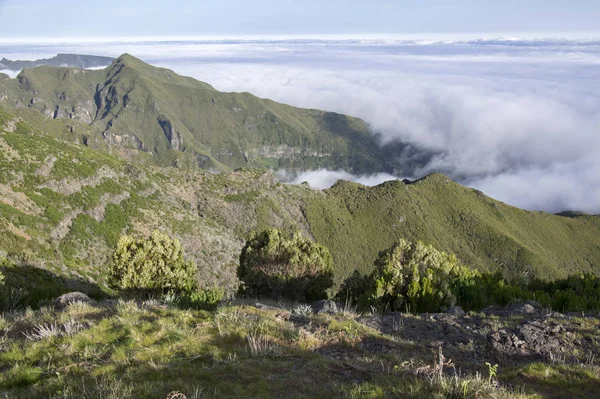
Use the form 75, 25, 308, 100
2, 37, 599, 213
466, 158, 600, 214
0, 69, 20, 78
277, 169, 399, 189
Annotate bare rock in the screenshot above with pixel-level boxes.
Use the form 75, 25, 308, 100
311, 299, 338, 314
254, 302, 279, 310
54, 292, 94, 310
507, 302, 538, 314
445, 306, 465, 317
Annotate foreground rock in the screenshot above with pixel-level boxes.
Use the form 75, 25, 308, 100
311, 300, 338, 314
357, 302, 600, 372
445, 306, 465, 317
54, 292, 94, 310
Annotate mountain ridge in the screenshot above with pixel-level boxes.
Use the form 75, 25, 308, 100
0, 53, 424, 174
0, 53, 114, 71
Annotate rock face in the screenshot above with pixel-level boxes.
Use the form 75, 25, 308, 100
158, 115, 183, 151
487, 320, 571, 357
311, 300, 338, 314
54, 292, 94, 310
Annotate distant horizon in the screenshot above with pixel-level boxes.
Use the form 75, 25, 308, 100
2, 31, 600, 45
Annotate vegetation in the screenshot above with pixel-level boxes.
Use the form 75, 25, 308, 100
108, 230, 197, 296
341, 238, 600, 314
361, 239, 477, 313
108, 231, 225, 309
306, 178, 600, 286
454, 271, 600, 313
238, 228, 334, 302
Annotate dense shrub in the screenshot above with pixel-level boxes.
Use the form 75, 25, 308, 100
108, 230, 197, 296
462, 272, 600, 313
363, 239, 478, 313
238, 228, 334, 302
171, 287, 225, 311
350, 238, 600, 314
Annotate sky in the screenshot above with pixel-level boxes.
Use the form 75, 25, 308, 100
1, 0, 600, 38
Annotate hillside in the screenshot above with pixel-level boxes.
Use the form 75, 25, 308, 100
1, 107, 599, 301
0, 53, 114, 71
0, 54, 418, 174
306, 177, 600, 282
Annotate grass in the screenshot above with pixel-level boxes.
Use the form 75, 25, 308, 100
0, 300, 561, 399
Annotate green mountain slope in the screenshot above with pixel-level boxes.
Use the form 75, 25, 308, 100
1, 107, 599, 297
0, 54, 405, 173
306, 177, 600, 282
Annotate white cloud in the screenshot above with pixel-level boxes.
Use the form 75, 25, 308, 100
466, 158, 600, 213
0, 69, 20, 78
277, 169, 399, 189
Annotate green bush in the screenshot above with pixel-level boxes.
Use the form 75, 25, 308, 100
171, 287, 225, 311
108, 230, 197, 297
363, 239, 479, 313
357, 237, 600, 314
238, 228, 334, 302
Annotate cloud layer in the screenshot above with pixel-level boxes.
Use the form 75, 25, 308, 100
1, 37, 599, 213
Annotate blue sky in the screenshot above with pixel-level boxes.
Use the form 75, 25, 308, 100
1, 0, 600, 38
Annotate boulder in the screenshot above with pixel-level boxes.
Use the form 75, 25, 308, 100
254, 302, 279, 310
445, 306, 465, 317
507, 302, 538, 314
524, 300, 544, 310
54, 291, 94, 310
311, 299, 338, 314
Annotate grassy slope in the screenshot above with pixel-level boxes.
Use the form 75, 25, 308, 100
0, 54, 395, 174
0, 107, 599, 298
0, 107, 315, 297
306, 177, 600, 283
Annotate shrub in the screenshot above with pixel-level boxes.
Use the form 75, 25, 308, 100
172, 287, 225, 311
238, 228, 334, 302
364, 239, 478, 313
108, 230, 197, 297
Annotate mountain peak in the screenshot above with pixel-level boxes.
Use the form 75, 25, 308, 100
112, 53, 149, 69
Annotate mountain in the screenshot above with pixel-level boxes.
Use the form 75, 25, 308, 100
0, 53, 114, 71
0, 54, 424, 174
1, 107, 599, 297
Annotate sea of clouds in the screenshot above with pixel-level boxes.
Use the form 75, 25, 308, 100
1, 36, 599, 213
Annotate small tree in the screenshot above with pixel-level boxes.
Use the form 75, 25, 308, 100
109, 230, 197, 296
238, 228, 333, 302
364, 239, 477, 313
